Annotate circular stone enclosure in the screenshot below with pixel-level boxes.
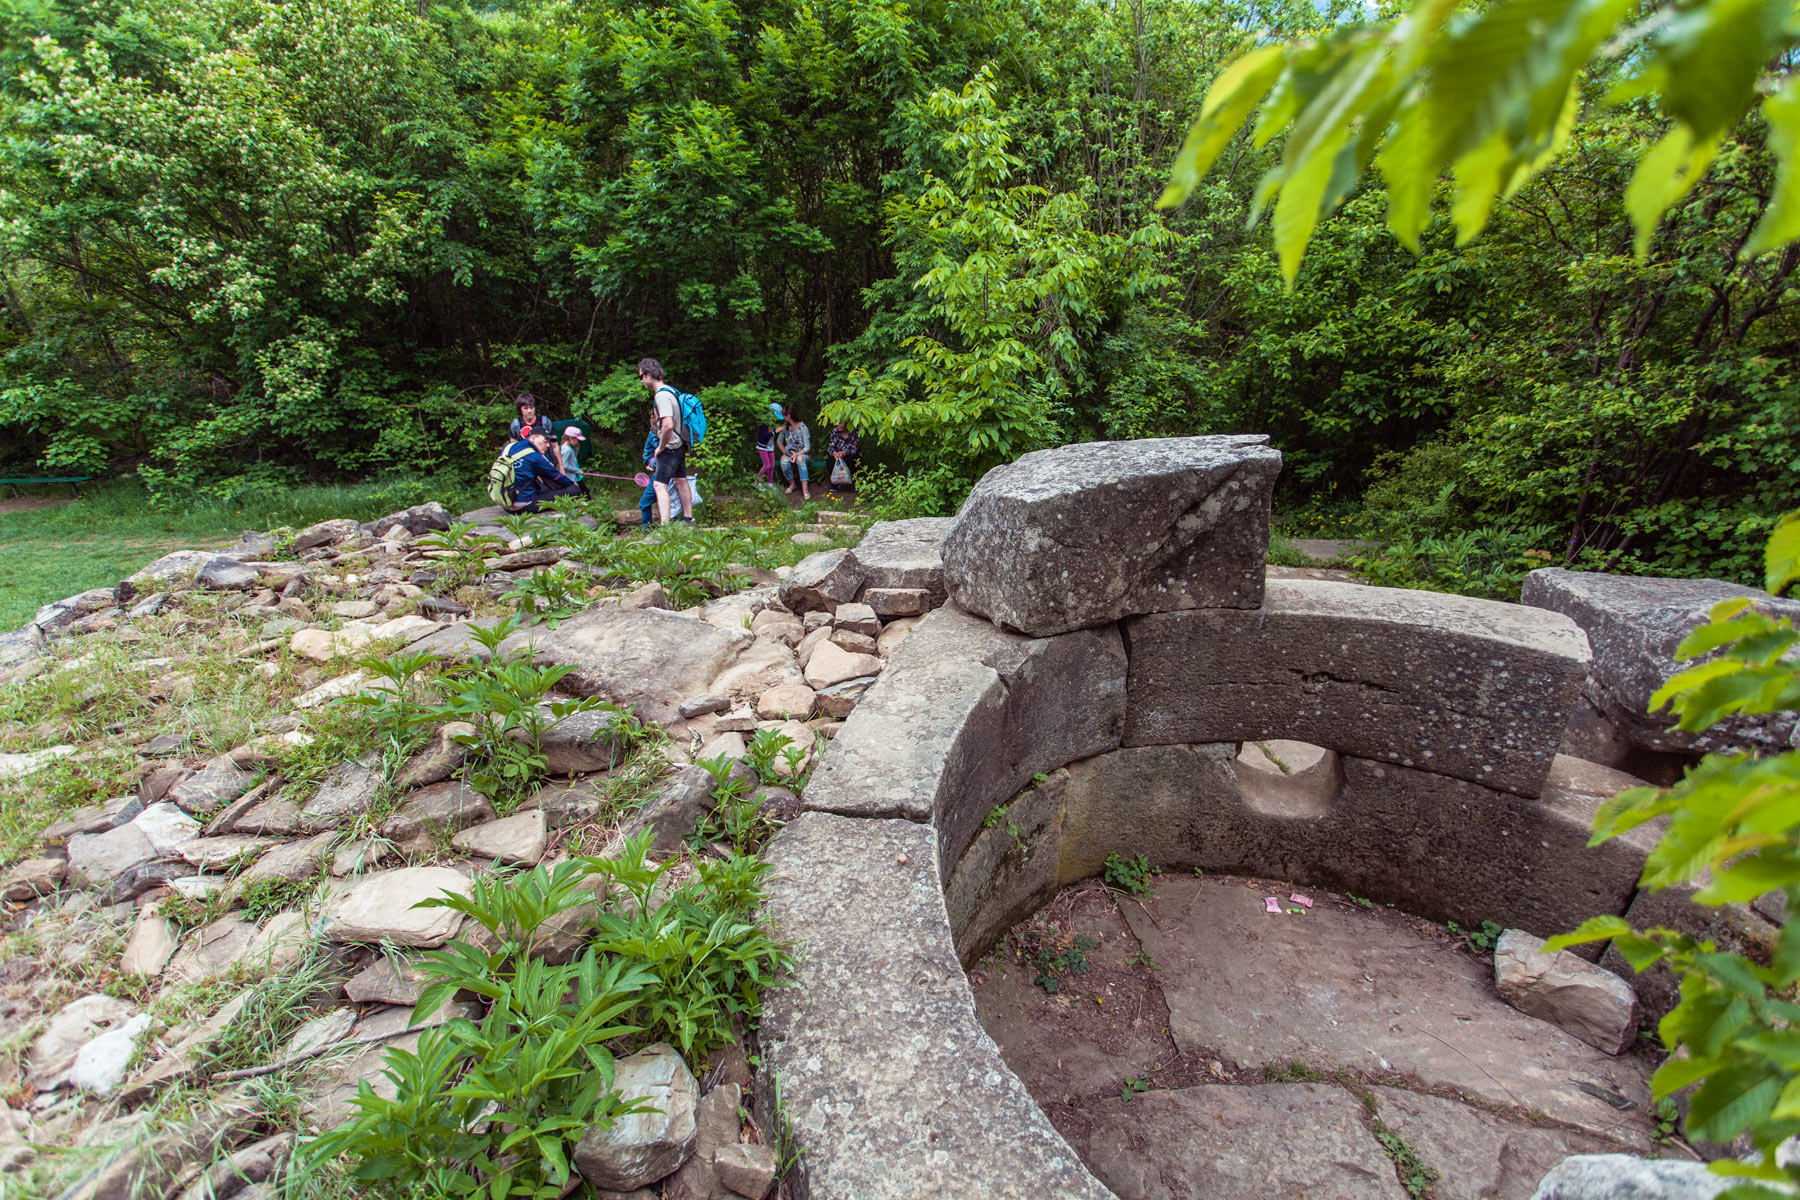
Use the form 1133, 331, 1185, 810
759, 584, 1689, 1200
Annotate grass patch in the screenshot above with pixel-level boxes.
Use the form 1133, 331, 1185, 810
0, 476, 487, 629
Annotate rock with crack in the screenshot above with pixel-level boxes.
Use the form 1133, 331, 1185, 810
167, 756, 259, 817
709, 636, 805, 705
121, 906, 180, 978
670, 1082, 742, 1200
164, 915, 260, 987
1124, 578, 1591, 797
540, 707, 629, 774
941, 436, 1281, 636
196, 558, 259, 590
802, 641, 881, 689
573, 1042, 700, 1192
378, 781, 495, 853
292, 518, 360, 552
300, 755, 384, 831
321, 866, 473, 947
235, 830, 335, 887
394, 722, 478, 789
304, 1000, 485, 1130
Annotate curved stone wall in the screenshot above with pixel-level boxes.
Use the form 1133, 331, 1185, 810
761, 584, 1660, 1199
757, 436, 1775, 1199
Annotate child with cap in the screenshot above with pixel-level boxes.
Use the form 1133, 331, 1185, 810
558, 426, 586, 482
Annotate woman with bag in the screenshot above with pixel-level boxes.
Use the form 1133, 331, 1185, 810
827, 422, 860, 491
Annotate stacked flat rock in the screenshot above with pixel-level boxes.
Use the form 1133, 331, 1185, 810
940, 435, 1282, 636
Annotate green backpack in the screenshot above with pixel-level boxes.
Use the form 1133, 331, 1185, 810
487, 444, 535, 507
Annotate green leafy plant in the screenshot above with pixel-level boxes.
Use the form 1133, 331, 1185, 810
1548, 510, 1800, 1194
506, 565, 590, 628
1120, 1077, 1150, 1101
744, 729, 795, 787
418, 523, 507, 595
1373, 1122, 1440, 1199
1103, 852, 1155, 898
309, 951, 653, 1199
344, 649, 439, 733
1026, 933, 1096, 994
413, 618, 614, 810
1446, 919, 1504, 954
1125, 949, 1160, 970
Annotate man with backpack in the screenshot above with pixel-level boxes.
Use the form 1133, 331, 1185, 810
489, 428, 580, 513
639, 357, 699, 525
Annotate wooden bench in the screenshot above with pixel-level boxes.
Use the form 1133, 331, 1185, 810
0, 476, 93, 498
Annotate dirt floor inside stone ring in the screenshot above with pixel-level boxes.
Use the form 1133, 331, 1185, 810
969, 874, 1681, 1200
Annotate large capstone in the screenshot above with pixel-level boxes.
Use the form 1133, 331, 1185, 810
1125, 577, 1591, 797
1521, 568, 1800, 757
940, 435, 1281, 636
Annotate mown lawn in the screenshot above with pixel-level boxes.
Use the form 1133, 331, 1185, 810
0, 478, 489, 629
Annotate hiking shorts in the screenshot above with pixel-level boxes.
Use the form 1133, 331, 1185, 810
652, 444, 688, 485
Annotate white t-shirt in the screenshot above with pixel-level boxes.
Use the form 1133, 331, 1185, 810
653, 386, 684, 449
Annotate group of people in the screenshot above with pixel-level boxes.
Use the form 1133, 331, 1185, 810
492, 359, 862, 524
753, 411, 859, 502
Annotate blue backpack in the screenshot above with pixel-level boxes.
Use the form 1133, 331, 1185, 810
662, 386, 707, 446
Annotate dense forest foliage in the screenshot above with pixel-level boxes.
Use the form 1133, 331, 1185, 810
1, 0, 1794, 588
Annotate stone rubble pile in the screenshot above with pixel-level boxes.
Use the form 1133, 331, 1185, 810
0, 501, 914, 1197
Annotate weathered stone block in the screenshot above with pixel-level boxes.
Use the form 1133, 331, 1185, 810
941, 436, 1281, 636
777, 549, 864, 615
1125, 578, 1591, 796
499, 607, 750, 727
803, 603, 1125, 872
845, 517, 952, 602
759, 813, 1112, 1200
1522, 567, 1800, 757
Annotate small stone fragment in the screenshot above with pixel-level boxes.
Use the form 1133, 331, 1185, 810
863, 587, 931, 618
755, 683, 817, 722
121, 906, 181, 978
802, 641, 882, 689
713, 1143, 778, 1199
1495, 929, 1640, 1055
573, 1043, 700, 1191
830, 603, 879, 637
1, 857, 66, 901
680, 694, 732, 719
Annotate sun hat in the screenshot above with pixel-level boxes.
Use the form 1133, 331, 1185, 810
561, 427, 586, 440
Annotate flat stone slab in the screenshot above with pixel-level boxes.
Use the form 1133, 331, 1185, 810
1071, 1083, 1406, 1200
1116, 876, 1652, 1146
498, 606, 751, 727
1521, 567, 1800, 756
1369, 1086, 1616, 1200
760, 813, 1113, 1200
941, 436, 1281, 636
321, 867, 473, 947
1125, 578, 1592, 796
803, 603, 1125, 871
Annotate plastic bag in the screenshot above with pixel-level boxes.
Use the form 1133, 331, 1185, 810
830, 459, 850, 485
